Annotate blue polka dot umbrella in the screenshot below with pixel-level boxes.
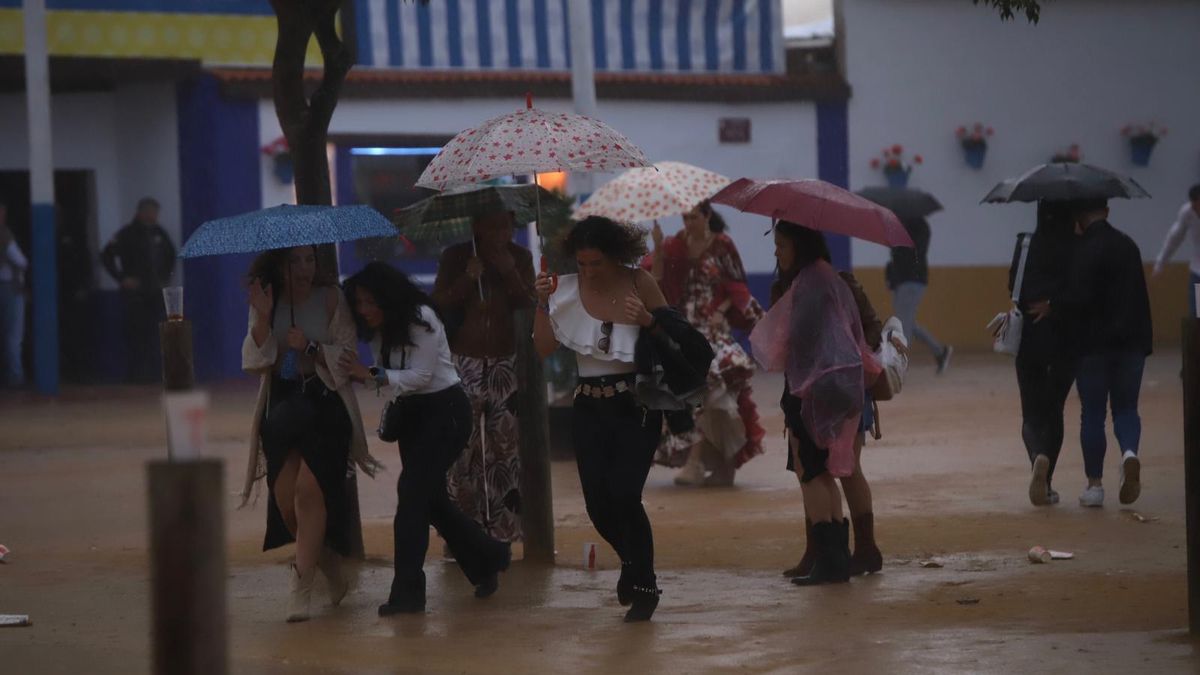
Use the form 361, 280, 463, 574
179, 204, 397, 258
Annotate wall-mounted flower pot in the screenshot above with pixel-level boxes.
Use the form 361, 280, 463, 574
273, 154, 294, 184
962, 142, 987, 169
884, 169, 910, 189
1129, 137, 1157, 167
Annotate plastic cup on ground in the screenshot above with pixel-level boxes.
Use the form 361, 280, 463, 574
583, 542, 598, 571
1028, 546, 1051, 564
162, 286, 184, 321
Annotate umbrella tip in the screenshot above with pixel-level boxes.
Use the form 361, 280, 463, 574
526, 92, 533, 109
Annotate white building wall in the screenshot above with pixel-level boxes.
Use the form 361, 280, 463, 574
842, 0, 1200, 268
259, 97, 820, 274
0, 83, 182, 289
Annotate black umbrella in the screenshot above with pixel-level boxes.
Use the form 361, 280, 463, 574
981, 162, 1151, 204
855, 187, 943, 221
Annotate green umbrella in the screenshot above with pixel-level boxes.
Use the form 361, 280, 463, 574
392, 184, 555, 233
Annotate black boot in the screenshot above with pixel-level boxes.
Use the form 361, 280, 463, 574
474, 542, 513, 599
617, 562, 633, 606
791, 521, 850, 587
379, 571, 426, 615
848, 513, 883, 576
623, 575, 661, 623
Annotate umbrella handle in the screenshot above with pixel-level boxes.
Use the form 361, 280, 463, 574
470, 237, 485, 302
533, 173, 558, 294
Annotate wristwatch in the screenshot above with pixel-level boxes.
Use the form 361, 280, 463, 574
304, 340, 320, 356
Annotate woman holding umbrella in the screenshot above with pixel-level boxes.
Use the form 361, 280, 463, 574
757, 222, 878, 585
340, 262, 512, 615
648, 200, 765, 487
242, 245, 380, 622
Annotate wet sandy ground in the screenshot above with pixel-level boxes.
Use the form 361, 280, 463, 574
1, 352, 1197, 673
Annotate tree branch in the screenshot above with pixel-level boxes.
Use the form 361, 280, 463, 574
974, 0, 1045, 23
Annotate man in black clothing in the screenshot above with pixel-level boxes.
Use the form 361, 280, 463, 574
886, 216, 953, 374
1030, 199, 1152, 508
1012, 201, 1078, 506
101, 198, 177, 383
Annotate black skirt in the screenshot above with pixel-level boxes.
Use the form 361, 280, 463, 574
781, 388, 829, 483
260, 374, 353, 555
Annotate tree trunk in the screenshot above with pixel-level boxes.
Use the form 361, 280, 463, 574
268, 0, 363, 558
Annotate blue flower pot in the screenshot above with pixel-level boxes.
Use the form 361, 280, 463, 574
885, 169, 910, 189
1129, 138, 1156, 167
963, 143, 987, 169
273, 154, 294, 183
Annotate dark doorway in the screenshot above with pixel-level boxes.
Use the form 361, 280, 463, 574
0, 170, 96, 384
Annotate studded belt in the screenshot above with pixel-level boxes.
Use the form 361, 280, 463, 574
574, 380, 632, 399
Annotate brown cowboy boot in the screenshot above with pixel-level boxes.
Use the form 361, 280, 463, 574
848, 512, 883, 576
782, 518, 815, 577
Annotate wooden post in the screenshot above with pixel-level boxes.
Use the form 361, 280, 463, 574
160, 320, 195, 391
147, 460, 227, 675
513, 308, 555, 563
1183, 318, 1200, 635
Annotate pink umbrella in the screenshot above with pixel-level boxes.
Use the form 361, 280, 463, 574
416, 95, 650, 192
711, 178, 914, 248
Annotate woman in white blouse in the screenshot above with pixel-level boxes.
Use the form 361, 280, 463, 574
533, 216, 670, 622
340, 262, 511, 615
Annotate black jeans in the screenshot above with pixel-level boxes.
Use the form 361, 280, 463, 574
1014, 326, 1076, 487
389, 385, 507, 603
572, 377, 663, 587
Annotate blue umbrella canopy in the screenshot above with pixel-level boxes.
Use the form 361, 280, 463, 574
179, 204, 397, 258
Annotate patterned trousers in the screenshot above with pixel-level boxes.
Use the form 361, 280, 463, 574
447, 354, 523, 542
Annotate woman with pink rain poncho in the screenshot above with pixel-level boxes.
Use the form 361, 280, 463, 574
751, 223, 883, 586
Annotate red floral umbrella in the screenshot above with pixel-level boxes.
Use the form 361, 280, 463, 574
711, 178, 914, 248
416, 96, 650, 192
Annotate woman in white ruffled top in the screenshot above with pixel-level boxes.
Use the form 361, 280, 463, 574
533, 216, 670, 623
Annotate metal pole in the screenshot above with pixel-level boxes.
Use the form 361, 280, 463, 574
23, 0, 58, 395
567, 0, 597, 198
1183, 318, 1200, 635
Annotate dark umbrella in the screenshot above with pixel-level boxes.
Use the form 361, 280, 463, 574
856, 187, 942, 221
981, 162, 1151, 204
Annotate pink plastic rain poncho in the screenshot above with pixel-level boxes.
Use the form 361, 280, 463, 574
750, 260, 881, 477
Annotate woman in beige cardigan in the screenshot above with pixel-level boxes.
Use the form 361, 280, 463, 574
241, 245, 380, 622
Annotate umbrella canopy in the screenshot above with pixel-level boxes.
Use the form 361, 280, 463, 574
855, 186, 942, 222
415, 104, 650, 192
982, 162, 1151, 204
393, 184, 554, 232
179, 204, 396, 258
711, 178, 914, 248
574, 161, 731, 223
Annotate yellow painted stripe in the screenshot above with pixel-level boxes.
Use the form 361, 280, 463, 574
0, 9, 325, 66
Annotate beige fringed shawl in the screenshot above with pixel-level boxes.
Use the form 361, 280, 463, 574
239, 286, 382, 505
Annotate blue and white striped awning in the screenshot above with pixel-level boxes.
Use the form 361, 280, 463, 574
355, 0, 784, 74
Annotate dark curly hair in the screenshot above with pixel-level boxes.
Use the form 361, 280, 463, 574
770, 221, 831, 305
697, 200, 727, 234
561, 216, 648, 266
342, 262, 439, 352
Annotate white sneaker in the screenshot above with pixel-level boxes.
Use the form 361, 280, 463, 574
1119, 451, 1141, 505
1079, 485, 1105, 508
1029, 455, 1051, 506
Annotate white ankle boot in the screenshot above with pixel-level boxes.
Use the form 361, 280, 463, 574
674, 448, 706, 486
318, 547, 349, 607
287, 563, 315, 623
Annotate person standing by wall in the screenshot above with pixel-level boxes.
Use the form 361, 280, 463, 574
0, 201, 28, 388
1030, 199, 1152, 508
100, 197, 176, 383
886, 216, 953, 374
432, 210, 535, 544
1152, 184, 1200, 317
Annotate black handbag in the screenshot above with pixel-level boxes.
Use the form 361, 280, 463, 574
376, 345, 406, 443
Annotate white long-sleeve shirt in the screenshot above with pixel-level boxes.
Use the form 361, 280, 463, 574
0, 241, 27, 284
1155, 202, 1200, 276
370, 304, 460, 398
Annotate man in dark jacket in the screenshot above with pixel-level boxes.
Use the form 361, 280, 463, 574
1031, 199, 1152, 507
886, 216, 953, 374
101, 197, 176, 383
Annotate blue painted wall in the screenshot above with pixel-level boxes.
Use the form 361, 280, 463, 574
177, 74, 261, 382
817, 99, 851, 271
